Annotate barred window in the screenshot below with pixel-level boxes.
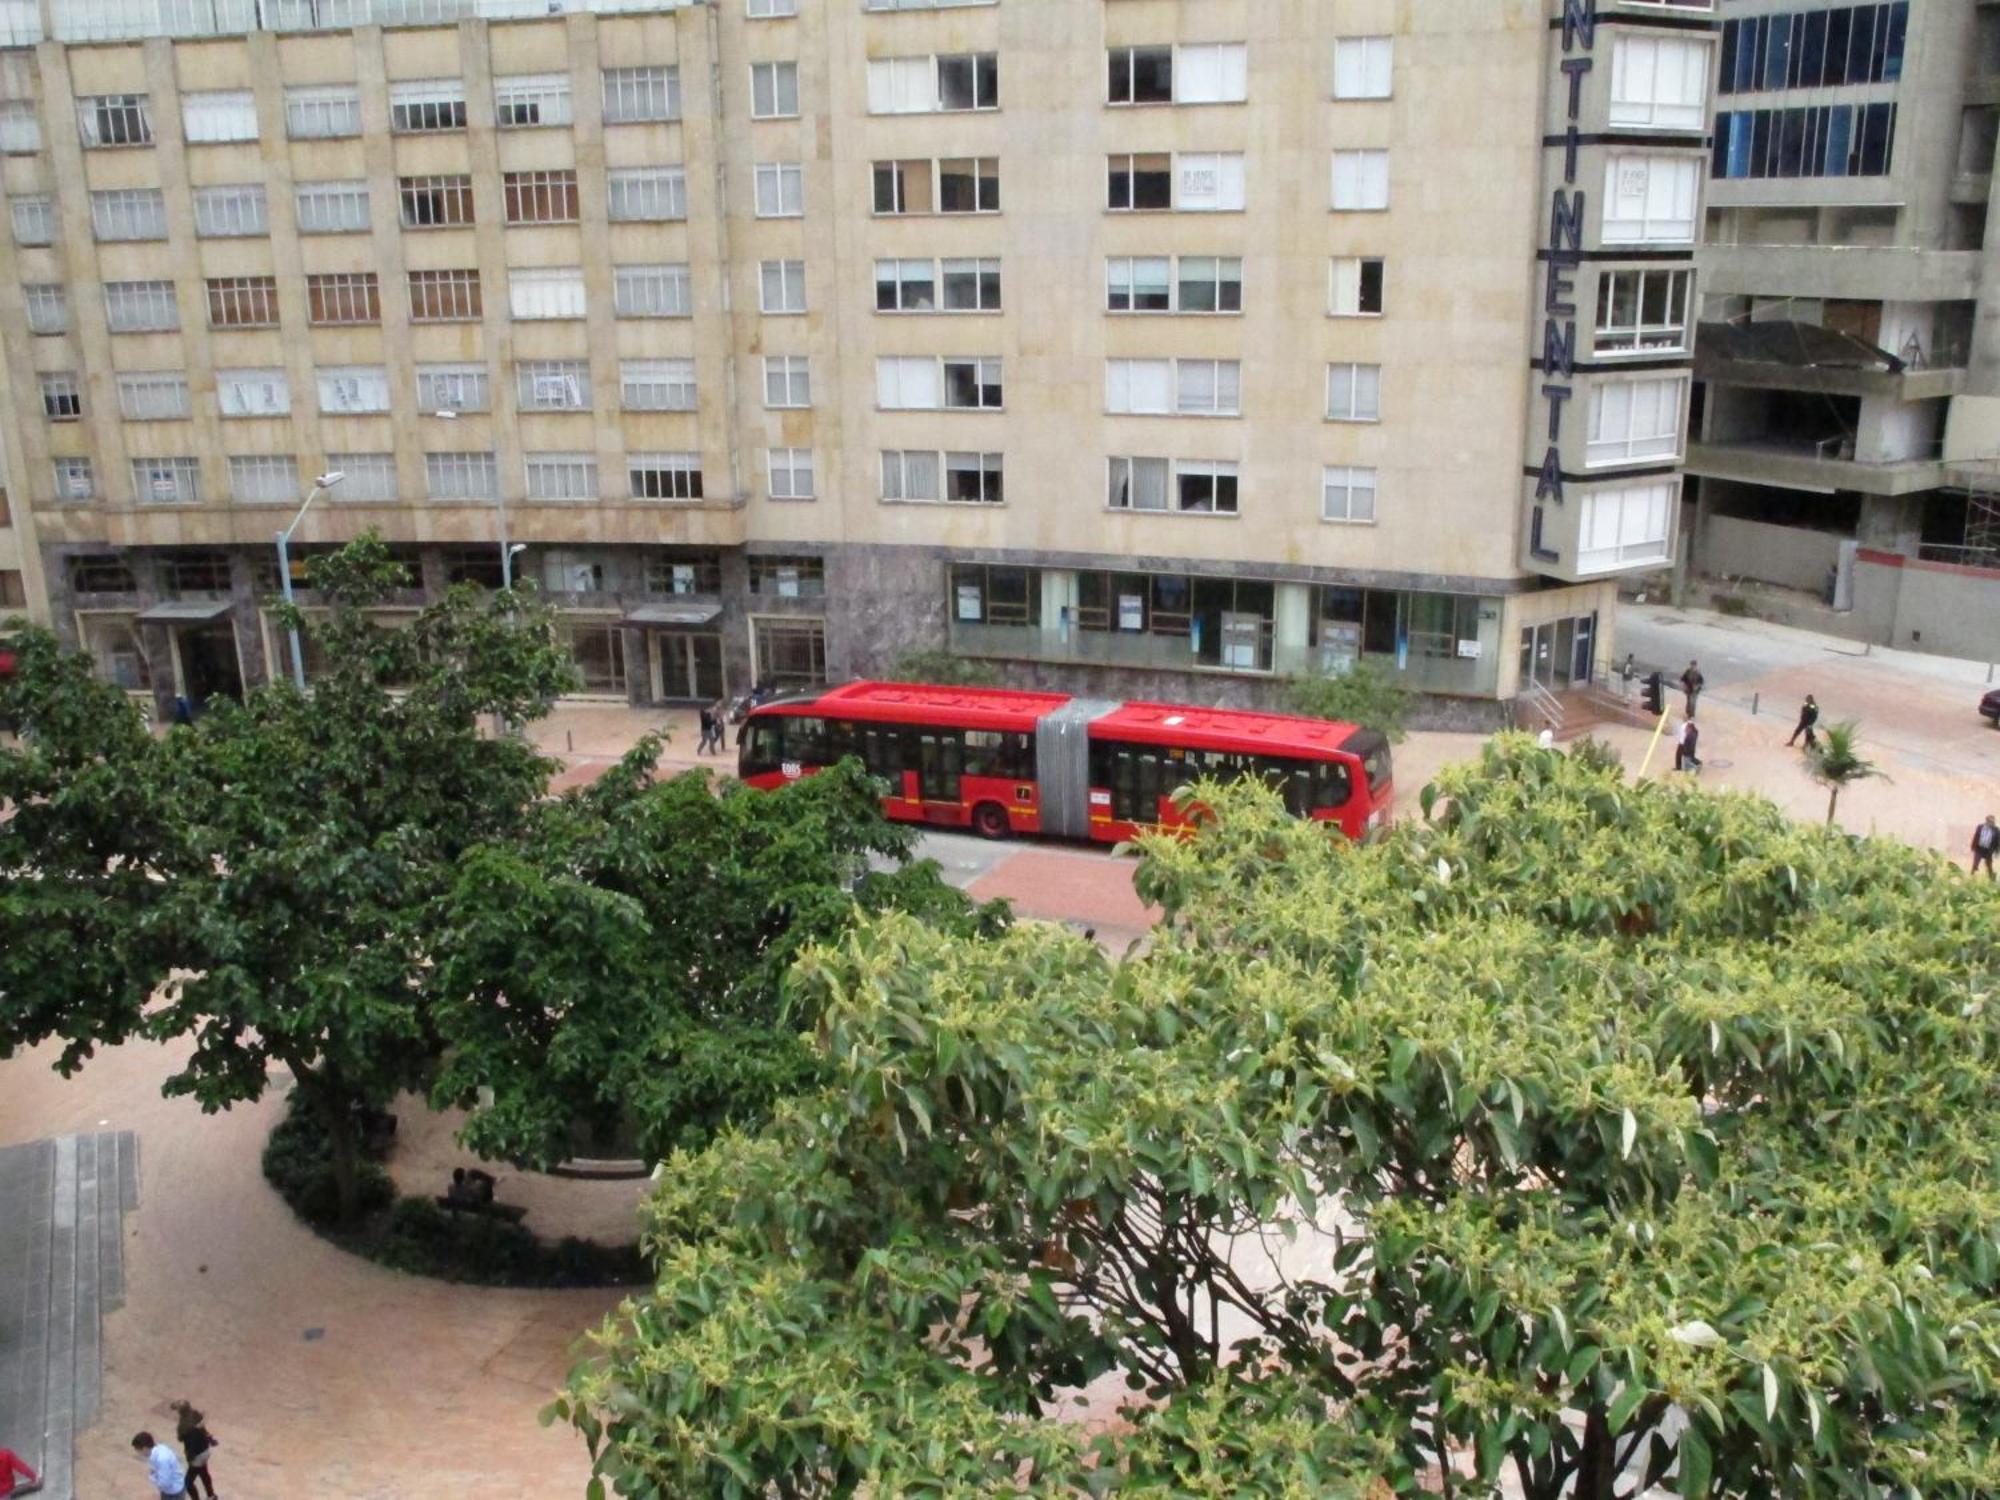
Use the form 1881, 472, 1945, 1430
325, 452, 398, 501
760, 258, 806, 314
78, 94, 152, 148
307, 272, 380, 326
229, 454, 300, 503
613, 262, 691, 317
509, 267, 586, 320
416, 363, 489, 414
193, 184, 268, 238
603, 65, 679, 123
132, 456, 202, 504
39, 372, 81, 421
70, 556, 138, 594
205, 276, 277, 330
0, 100, 41, 154
24, 284, 68, 334
117, 372, 191, 421
753, 162, 803, 217
763, 355, 810, 408
53, 457, 96, 501
162, 553, 231, 593
504, 170, 579, 225
182, 90, 258, 143
390, 80, 467, 134
517, 360, 592, 411
425, 451, 498, 500
90, 188, 167, 242
607, 165, 685, 222
316, 365, 391, 414
216, 367, 291, 417
295, 180, 370, 234
111, 280, 183, 332
408, 268, 482, 323
525, 452, 598, 500
11, 195, 54, 246
496, 73, 572, 128
621, 358, 697, 411
766, 447, 815, 500
400, 174, 475, 228
285, 85, 361, 140
629, 452, 703, 500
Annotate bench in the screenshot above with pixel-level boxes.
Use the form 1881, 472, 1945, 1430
434, 1194, 527, 1224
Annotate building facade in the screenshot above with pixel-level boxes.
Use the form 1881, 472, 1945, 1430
1691, 0, 2000, 658
0, 0, 1714, 717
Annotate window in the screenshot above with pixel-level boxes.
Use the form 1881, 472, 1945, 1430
1577, 481, 1674, 572
217, 368, 291, 417
1107, 257, 1172, 312
1107, 45, 1173, 105
1175, 43, 1248, 104
1108, 153, 1173, 211
230, 455, 300, 503
942, 258, 1002, 311
1331, 257, 1385, 316
1719, 4, 1906, 96
938, 53, 999, 110
1174, 460, 1239, 515
874, 159, 932, 215
881, 450, 941, 502
615, 263, 693, 317
1712, 103, 1898, 181
749, 0, 798, 14
495, 74, 572, 128
409, 268, 483, 323
525, 453, 598, 500
875, 259, 936, 312
295, 180, 370, 234
945, 357, 1003, 409
1105, 359, 1172, 415
10, 195, 53, 246
1587, 376, 1688, 466
286, 84, 360, 140
1327, 363, 1381, 422
307, 272, 379, 326
425, 451, 499, 500
317, 366, 391, 414
324, 453, 398, 502
112, 279, 184, 332
1176, 256, 1242, 313
761, 258, 806, 313
400, 175, 476, 228
161, 552, 231, 594
877, 356, 941, 410
1332, 149, 1389, 210
767, 447, 815, 499
1610, 35, 1711, 130
78, 94, 152, 147
938, 157, 999, 213
24, 285, 68, 335
90, 189, 166, 242
754, 162, 803, 217
868, 54, 997, 113
517, 360, 591, 411
193, 184, 267, 237
763, 355, 810, 408
750, 61, 799, 118
390, 80, 466, 134
1602, 154, 1700, 243
1333, 37, 1393, 99
603, 66, 680, 123
1176, 360, 1241, 416
1105, 457, 1165, 512
943, 451, 1004, 504
53, 457, 96, 501
622, 359, 698, 411
561, 620, 627, 693
1176, 152, 1245, 211
1595, 268, 1693, 355
748, 554, 822, 596
752, 617, 826, 687
504, 170, 580, 225
39, 373, 80, 421
0, 100, 41, 153
182, 90, 258, 143
117, 372, 191, 421
132, 457, 202, 504
508, 267, 585, 320
70, 556, 138, 594
416, 364, 489, 415
606, 166, 685, 221
629, 452, 704, 500
1321, 465, 1377, 523
637, 547, 714, 593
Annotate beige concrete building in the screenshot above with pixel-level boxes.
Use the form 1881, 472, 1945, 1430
0, 0, 1714, 717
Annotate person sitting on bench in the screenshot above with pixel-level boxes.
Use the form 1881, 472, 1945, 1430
446, 1167, 496, 1207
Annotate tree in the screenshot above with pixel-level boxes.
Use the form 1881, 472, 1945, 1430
561, 738, 2000, 1498
1804, 720, 1886, 827
888, 649, 1000, 688
1285, 658, 1413, 742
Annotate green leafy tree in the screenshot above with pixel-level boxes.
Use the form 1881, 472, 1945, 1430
1803, 719, 1886, 827
562, 738, 2000, 1498
1285, 658, 1413, 742
888, 650, 1001, 688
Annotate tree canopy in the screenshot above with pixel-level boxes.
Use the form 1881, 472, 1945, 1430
562, 739, 2000, 1498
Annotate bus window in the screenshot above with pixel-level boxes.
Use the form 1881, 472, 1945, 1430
744, 720, 784, 774
1345, 730, 1393, 795
862, 726, 907, 783
1317, 759, 1354, 811
918, 730, 963, 802
790, 716, 830, 764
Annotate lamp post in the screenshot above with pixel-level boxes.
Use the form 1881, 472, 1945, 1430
435, 408, 517, 589
276, 470, 344, 690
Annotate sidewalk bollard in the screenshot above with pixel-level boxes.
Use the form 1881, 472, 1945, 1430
567, 730, 574, 752
1752, 692, 1759, 716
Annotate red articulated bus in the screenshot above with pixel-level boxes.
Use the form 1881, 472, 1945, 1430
736, 680, 1394, 843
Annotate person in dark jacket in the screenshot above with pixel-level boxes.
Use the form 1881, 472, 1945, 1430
1974, 814, 1999, 877
1786, 694, 1819, 749
696, 704, 717, 756
170, 1402, 217, 1500
1679, 660, 1705, 717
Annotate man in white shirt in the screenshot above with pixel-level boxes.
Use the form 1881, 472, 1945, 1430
132, 1432, 185, 1497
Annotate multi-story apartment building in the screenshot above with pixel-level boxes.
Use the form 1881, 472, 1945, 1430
1691, 0, 2000, 658
0, 0, 1714, 718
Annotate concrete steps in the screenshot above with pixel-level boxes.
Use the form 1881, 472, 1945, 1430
0, 1132, 139, 1500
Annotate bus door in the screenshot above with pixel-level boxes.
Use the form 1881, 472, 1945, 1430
917, 729, 963, 813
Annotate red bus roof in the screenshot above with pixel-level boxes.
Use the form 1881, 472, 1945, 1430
768, 679, 1074, 733
1089, 700, 1362, 758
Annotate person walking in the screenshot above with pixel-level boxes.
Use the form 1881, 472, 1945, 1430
1618, 653, 1637, 698
0, 1446, 39, 1496
170, 1402, 218, 1500
1671, 717, 1690, 772
1973, 814, 1999, 877
1679, 660, 1705, 717
132, 1432, 186, 1497
696, 703, 717, 757
1786, 694, 1820, 749
1680, 719, 1702, 774
707, 699, 729, 755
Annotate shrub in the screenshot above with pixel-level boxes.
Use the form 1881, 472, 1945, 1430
888, 651, 999, 688
1284, 659, 1413, 743
1567, 734, 1624, 775
260, 1102, 393, 1226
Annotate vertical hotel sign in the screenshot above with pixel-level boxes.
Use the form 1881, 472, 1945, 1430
1536, 0, 1596, 512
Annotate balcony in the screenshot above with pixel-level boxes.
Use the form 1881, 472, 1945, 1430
1685, 439, 1947, 496
1695, 319, 1967, 401
1697, 246, 1982, 304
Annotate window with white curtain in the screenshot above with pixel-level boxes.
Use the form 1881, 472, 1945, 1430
518, 361, 592, 411
607, 166, 686, 221
1327, 362, 1381, 422
216, 368, 291, 418
229, 455, 299, 504
524, 453, 599, 500
881, 450, 942, 502
614, 263, 693, 317
181, 90, 258, 143
750, 61, 799, 118
1176, 360, 1241, 416
24, 284, 68, 334
0, 100, 42, 154
295, 180, 370, 234
1174, 43, 1247, 104
105, 280, 180, 332
10, 195, 54, 246
1104, 359, 1172, 415
325, 453, 398, 502
193, 184, 267, 238
317, 366, 391, 414
603, 66, 680, 123
877, 356, 942, 410
390, 79, 467, 134
622, 358, 698, 411
767, 447, 815, 499
425, 451, 499, 500
1176, 152, 1245, 211
1332, 150, 1389, 210
1330, 256, 1385, 316
415, 364, 489, 415
1587, 376, 1688, 465
868, 57, 934, 114
1321, 466, 1377, 523
1577, 481, 1675, 572
285, 85, 360, 140
1602, 154, 1700, 244
1106, 456, 1170, 511
749, 0, 798, 16
117, 372, 191, 421
1609, 35, 1711, 131
761, 259, 807, 313
509, 267, 586, 320
494, 74, 571, 128
1333, 37, 1393, 99
133, 457, 202, 504
90, 189, 166, 242
764, 355, 811, 408
754, 162, 803, 217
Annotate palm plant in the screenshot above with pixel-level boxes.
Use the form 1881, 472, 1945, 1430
1805, 719, 1886, 827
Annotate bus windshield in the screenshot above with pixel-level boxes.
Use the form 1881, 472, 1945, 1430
1344, 730, 1393, 796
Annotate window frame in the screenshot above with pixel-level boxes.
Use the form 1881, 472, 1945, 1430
602, 65, 681, 124
1326, 362, 1382, 423
192, 183, 269, 238
110, 279, 186, 333
750, 60, 800, 119
181, 89, 259, 144
606, 165, 686, 222
1333, 36, 1394, 100
1321, 464, 1379, 524
285, 84, 361, 140
399, 174, 477, 229
753, 161, 804, 217
1594, 267, 1694, 356
408, 268, 484, 324
425, 451, 500, 501
306, 271, 381, 327
524, 452, 599, 501
503, 169, 582, 226
78, 93, 153, 149
614, 263, 693, 318
116, 371, 192, 421
1331, 149, 1390, 211
621, 358, 699, 412
763, 354, 812, 409
766, 446, 816, 500
389, 79, 468, 135
1330, 256, 1386, 317
415, 364, 490, 415
1585, 374, 1690, 467
494, 73, 574, 129
317, 365, 393, 415
294, 180, 370, 235
760, 258, 807, 314
628, 452, 705, 501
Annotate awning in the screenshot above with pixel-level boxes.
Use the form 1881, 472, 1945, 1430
624, 602, 721, 626
136, 599, 235, 623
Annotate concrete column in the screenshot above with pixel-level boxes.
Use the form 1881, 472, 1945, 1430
566, 15, 627, 502
352, 27, 425, 503
1857, 492, 1925, 557
456, 21, 527, 514
1273, 582, 1312, 677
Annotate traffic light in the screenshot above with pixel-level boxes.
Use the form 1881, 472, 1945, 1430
1642, 671, 1664, 716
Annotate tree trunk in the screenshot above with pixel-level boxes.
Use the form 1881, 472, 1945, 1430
1826, 785, 1840, 827
302, 1074, 366, 1225
1575, 1406, 1618, 1500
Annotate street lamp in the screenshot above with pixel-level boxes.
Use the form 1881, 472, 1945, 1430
434, 408, 516, 589
276, 470, 344, 690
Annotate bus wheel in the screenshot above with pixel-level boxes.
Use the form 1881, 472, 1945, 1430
972, 802, 1011, 839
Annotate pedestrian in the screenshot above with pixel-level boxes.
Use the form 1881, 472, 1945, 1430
1618, 652, 1637, 695
707, 699, 729, 755
1680, 719, 1702, 773
0, 1446, 39, 1496
132, 1431, 186, 1498
696, 703, 716, 756
1974, 814, 1999, 878
170, 1402, 217, 1500
1671, 717, 1690, 772
1679, 659, 1704, 717
1786, 693, 1819, 749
